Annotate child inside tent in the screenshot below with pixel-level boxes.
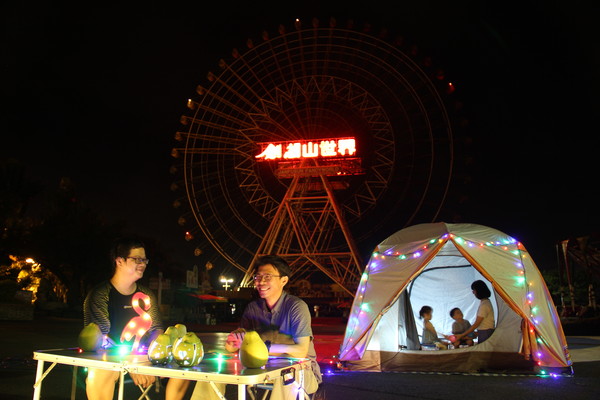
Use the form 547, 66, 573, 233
449, 307, 475, 347
419, 305, 448, 350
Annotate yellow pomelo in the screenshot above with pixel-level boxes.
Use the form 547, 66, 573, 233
239, 331, 269, 368
172, 332, 203, 367
78, 322, 103, 352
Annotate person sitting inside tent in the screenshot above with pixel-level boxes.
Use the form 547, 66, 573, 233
419, 306, 447, 349
448, 307, 475, 347
454, 280, 495, 344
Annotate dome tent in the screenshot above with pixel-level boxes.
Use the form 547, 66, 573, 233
339, 223, 572, 374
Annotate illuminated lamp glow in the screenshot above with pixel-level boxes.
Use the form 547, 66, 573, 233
442, 234, 449, 239
361, 273, 368, 280
413, 252, 421, 258
399, 255, 406, 260
118, 345, 130, 356
512, 250, 521, 256
537, 338, 543, 344
502, 246, 508, 250
537, 352, 542, 358
137, 328, 145, 336
454, 237, 464, 245
485, 242, 492, 246
467, 242, 475, 247
360, 303, 370, 312
539, 369, 546, 374
531, 306, 539, 314
429, 239, 436, 244
143, 313, 151, 320
128, 321, 136, 328
527, 292, 534, 299
515, 276, 526, 285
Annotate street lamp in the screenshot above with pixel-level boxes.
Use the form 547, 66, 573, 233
220, 277, 234, 291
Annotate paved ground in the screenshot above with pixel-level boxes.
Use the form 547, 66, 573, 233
1, 316, 599, 399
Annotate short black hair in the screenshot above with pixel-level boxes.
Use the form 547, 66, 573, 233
255, 255, 291, 278
471, 280, 492, 299
419, 305, 432, 319
450, 307, 461, 318
110, 237, 145, 274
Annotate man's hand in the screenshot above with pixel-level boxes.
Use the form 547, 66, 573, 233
225, 328, 246, 352
129, 372, 155, 388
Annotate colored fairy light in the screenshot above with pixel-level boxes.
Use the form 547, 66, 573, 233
502, 246, 508, 250
454, 237, 464, 244
537, 352, 542, 358
360, 303, 370, 312
399, 255, 406, 259
512, 250, 521, 256
527, 292, 534, 300
429, 239, 436, 243
531, 306, 539, 314
485, 242, 492, 246
467, 242, 474, 247
413, 252, 421, 258
533, 318, 539, 325
536, 338, 543, 344
515, 262, 523, 268
442, 234, 449, 239
515, 276, 526, 285
361, 272, 368, 280
540, 369, 547, 375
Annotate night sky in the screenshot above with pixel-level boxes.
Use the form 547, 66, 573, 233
2, 2, 599, 280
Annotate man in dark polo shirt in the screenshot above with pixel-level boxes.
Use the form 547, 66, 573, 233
169, 255, 321, 400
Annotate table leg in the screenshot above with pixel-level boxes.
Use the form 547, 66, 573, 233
71, 366, 78, 400
117, 370, 125, 400
238, 383, 246, 400
208, 381, 227, 400
32, 360, 44, 400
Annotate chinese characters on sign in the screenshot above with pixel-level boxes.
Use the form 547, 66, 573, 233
256, 137, 357, 161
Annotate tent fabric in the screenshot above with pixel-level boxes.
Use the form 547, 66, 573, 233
339, 222, 571, 372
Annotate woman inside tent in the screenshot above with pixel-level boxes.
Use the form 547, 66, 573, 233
454, 280, 495, 344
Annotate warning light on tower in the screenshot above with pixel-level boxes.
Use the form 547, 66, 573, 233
256, 137, 356, 161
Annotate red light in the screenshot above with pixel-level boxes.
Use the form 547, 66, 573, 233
447, 82, 455, 94
78, 348, 83, 353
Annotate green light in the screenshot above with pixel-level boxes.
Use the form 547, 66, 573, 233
454, 237, 464, 244
540, 369, 547, 375
429, 239, 436, 244
360, 303, 370, 312
515, 276, 526, 285
361, 272, 368, 281
512, 250, 521, 256
399, 255, 406, 259
531, 306, 539, 314
537, 338, 543, 344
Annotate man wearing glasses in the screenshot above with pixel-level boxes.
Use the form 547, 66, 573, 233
83, 237, 163, 400
168, 255, 321, 400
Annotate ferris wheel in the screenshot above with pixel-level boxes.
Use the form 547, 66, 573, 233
171, 17, 457, 287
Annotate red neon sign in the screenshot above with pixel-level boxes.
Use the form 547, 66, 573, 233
256, 137, 356, 161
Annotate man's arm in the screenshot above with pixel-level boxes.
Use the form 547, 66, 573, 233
268, 336, 310, 359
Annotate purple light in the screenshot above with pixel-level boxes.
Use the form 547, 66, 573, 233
527, 292, 534, 300
537, 352, 542, 358
442, 234, 449, 239
413, 252, 421, 258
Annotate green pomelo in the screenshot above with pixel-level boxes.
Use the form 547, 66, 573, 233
165, 326, 180, 344
78, 323, 103, 352
172, 332, 203, 367
147, 334, 173, 365
154, 333, 171, 346
174, 323, 187, 336
239, 331, 269, 368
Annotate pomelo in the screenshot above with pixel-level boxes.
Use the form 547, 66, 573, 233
172, 332, 203, 367
239, 331, 269, 368
78, 322, 103, 352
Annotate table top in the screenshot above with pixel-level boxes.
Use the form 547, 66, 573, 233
33, 348, 309, 385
